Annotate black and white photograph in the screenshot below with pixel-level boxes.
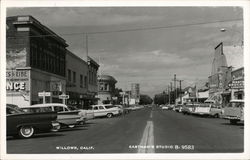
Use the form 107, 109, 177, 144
1, 0, 250, 159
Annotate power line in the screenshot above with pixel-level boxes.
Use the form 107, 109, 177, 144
6, 18, 242, 39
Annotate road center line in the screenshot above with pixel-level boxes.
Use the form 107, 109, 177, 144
150, 111, 153, 118
137, 120, 155, 153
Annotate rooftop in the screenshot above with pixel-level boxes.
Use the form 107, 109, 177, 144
98, 75, 117, 83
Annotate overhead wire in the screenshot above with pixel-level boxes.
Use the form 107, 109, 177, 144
6, 18, 243, 39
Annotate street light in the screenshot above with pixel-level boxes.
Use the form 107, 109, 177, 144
220, 28, 226, 32
220, 27, 243, 47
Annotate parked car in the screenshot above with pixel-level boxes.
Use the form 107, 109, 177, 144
114, 105, 124, 115
193, 103, 222, 118
68, 105, 95, 120
223, 99, 244, 124
7, 104, 60, 138
21, 103, 85, 128
161, 105, 169, 110
182, 103, 199, 115
91, 104, 120, 118
173, 105, 182, 112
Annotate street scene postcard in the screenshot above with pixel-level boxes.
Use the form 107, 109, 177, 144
1, 1, 250, 160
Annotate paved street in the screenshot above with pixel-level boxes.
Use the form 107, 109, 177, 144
7, 107, 244, 154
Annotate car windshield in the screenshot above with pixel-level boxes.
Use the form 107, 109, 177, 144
6, 105, 24, 114
68, 105, 78, 110
227, 102, 244, 108
199, 104, 210, 107
105, 105, 114, 109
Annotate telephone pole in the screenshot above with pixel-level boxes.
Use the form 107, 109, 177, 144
168, 85, 170, 105
176, 79, 184, 104
172, 74, 177, 105
170, 82, 172, 104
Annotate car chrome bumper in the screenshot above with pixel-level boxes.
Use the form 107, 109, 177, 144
50, 121, 61, 132
224, 116, 240, 120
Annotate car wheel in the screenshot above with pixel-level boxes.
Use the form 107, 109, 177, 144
107, 113, 113, 118
18, 126, 34, 138
214, 114, 219, 118
230, 119, 238, 125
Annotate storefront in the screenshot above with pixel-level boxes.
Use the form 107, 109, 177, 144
229, 67, 244, 100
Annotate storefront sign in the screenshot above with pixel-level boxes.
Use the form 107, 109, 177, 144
229, 80, 244, 89
59, 94, 69, 99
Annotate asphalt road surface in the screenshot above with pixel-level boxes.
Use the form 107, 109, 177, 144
7, 107, 244, 153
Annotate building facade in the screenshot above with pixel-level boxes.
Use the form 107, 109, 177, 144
6, 15, 68, 106
65, 50, 89, 107
208, 42, 243, 107
87, 57, 100, 105
97, 75, 117, 104
130, 83, 140, 105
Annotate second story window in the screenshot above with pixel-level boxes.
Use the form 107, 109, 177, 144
80, 74, 83, 88
84, 76, 87, 88
68, 69, 71, 82
73, 71, 76, 83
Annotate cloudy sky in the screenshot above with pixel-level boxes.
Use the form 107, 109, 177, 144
7, 7, 243, 97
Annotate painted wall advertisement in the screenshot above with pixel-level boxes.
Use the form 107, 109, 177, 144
6, 69, 30, 105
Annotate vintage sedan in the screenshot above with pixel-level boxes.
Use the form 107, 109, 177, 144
68, 105, 95, 120
91, 104, 120, 118
7, 104, 60, 138
223, 99, 244, 124
193, 103, 222, 118
21, 103, 85, 128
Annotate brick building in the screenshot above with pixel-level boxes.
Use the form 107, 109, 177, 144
6, 15, 68, 106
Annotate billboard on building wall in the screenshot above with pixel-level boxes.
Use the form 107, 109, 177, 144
6, 69, 30, 105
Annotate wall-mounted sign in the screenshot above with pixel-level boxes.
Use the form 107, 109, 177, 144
6, 70, 30, 91
59, 94, 69, 99
229, 80, 244, 89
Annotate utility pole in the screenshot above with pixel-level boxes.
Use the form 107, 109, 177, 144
86, 33, 88, 58
170, 82, 172, 104
174, 74, 176, 104
168, 85, 170, 105
172, 74, 177, 105
176, 79, 184, 104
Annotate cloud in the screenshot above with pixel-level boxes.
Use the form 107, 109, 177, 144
6, 7, 244, 97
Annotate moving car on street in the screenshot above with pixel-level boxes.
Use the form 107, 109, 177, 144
91, 104, 120, 118
7, 104, 60, 138
21, 103, 85, 128
223, 99, 244, 124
